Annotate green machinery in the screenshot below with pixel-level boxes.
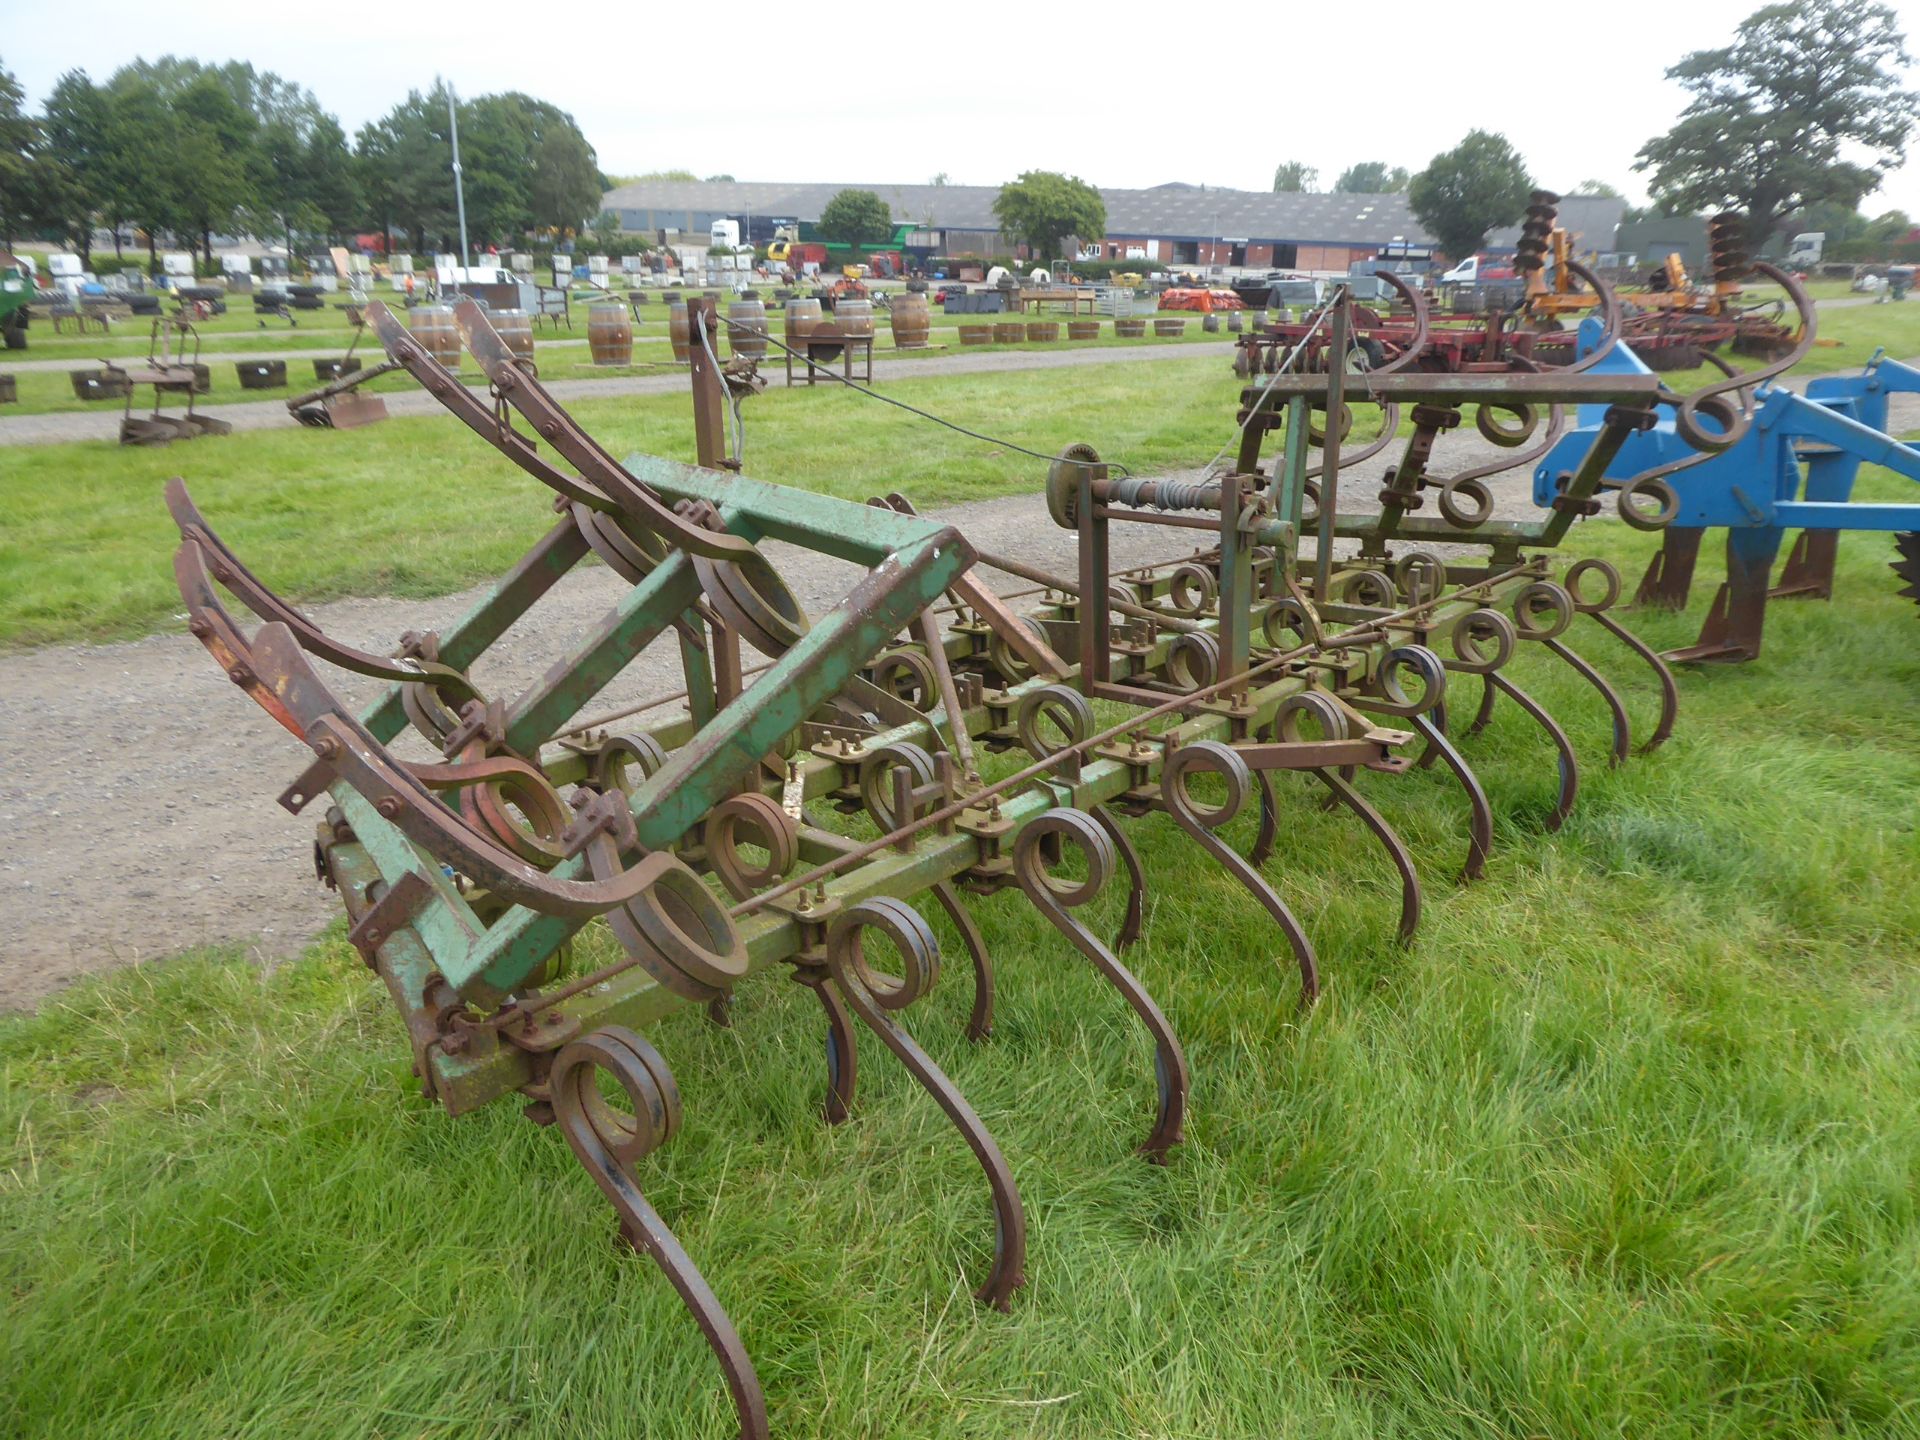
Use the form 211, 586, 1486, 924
172, 291, 1713, 1436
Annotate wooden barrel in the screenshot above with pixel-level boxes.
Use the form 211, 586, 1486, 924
589, 303, 633, 365
835, 299, 875, 339
1154, 318, 1187, 337
1025, 322, 1060, 342
0, 374, 17, 404
493, 309, 536, 367
667, 302, 690, 363
1115, 320, 1147, 338
889, 292, 931, 348
727, 299, 768, 360
958, 325, 992, 346
1067, 320, 1101, 341
992, 322, 1024, 344
408, 305, 462, 365
785, 297, 823, 342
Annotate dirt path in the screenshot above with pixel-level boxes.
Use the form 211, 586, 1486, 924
0, 343, 1236, 447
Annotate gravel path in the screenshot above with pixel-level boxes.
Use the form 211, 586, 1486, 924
0, 342, 1236, 447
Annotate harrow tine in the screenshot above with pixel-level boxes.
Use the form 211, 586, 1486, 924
1542, 637, 1633, 767
1163, 742, 1319, 1006
1408, 708, 1494, 881
1562, 556, 1677, 755
826, 901, 1027, 1310
1487, 672, 1581, 832
792, 967, 861, 1125
1090, 804, 1147, 952
1015, 811, 1188, 1161
1314, 768, 1422, 944
1589, 611, 1680, 754
550, 1027, 770, 1440
932, 880, 996, 1043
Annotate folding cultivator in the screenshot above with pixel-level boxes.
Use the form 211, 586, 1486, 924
170, 229, 1894, 1432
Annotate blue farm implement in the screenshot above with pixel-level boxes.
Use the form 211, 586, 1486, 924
1534, 330, 1920, 661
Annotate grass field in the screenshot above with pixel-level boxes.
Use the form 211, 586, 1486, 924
5, 496, 1920, 1437
0, 356, 1258, 647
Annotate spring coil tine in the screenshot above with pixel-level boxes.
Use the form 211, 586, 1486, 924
1162, 741, 1319, 1006
932, 880, 996, 1043
1090, 805, 1147, 952
1564, 557, 1679, 755
1488, 672, 1582, 832
1014, 810, 1188, 1161
1542, 639, 1632, 768
826, 899, 1028, 1311
550, 1027, 770, 1440
1409, 706, 1495, 882
1315, 768, 1422, 945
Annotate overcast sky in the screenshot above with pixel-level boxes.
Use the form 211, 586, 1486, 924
9, 0, 1920, 218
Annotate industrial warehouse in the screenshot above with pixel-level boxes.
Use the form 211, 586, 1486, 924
601, 177, 1630, 270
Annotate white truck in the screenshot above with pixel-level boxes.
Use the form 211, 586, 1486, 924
1788, 232, 1825, 268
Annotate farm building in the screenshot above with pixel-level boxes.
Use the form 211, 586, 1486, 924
598, 178, 1626, 268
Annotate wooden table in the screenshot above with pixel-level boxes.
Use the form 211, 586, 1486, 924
1018, 289, 1095, 315
784, 329, 875, 386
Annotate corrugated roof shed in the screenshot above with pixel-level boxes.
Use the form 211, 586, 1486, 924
599, 179, 1624, 250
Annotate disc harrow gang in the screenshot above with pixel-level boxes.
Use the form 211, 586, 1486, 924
171, 268, 1851, 1435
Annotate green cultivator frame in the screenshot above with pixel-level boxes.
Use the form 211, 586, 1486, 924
173, 290, 1721, 1436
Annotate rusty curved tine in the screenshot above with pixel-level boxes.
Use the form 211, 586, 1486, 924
1467, 673, 1501, 738
451, 297, 758, 565
362, 300, 616, 513
1487, 672, 1580, 831
1442, 403, 1567, 488
794, 968, 860, 1124
1542, 637, 1631, 767
173, 541, 305, 740
1314, 768, 1421, 944
251, 624, 710, 919
1163, 742, 1319, 1006
1409, 707, 1494, 881
1588, 610, 1679, 753
932, 880, 995, 1043
1015, 810, 1187, 1161
827, 900, 1027, 1311
1373, 270, 1429, 373
1248, 769, 1280, 867
550, 1027, 769, 1440
167, 479, 481, 700
1090, 804, 1146, 952
1563, 257, 1623, 373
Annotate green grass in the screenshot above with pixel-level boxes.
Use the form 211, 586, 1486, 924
0, 357, 1253, 648
6, 507, 1920, 1437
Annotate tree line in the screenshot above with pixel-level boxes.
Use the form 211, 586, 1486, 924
1269, 0, 1915, 259
0, 56, 607, 267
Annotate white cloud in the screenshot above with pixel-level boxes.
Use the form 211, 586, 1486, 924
10, 0, 1920, 217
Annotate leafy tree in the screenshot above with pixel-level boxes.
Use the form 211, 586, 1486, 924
0, 62, 42, 249
1635, 0, 1918, 251
629, 168, 697, 182
1332, 162, 1407, 193
1575, 178, 1625, 199
704, 172, 734, 182
1272, 161, 1318, 193
590, 209, 623, 254
162, 74, 259, 263
1408, 130, 1532, 259
34, 72, 107, 260
820, 187, 892, 247
1866, 209, 1914, 242
991, 172, 1103, 259
358, 87, 457, 252
527, 112, 600, 233
929, 171, 950, 186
